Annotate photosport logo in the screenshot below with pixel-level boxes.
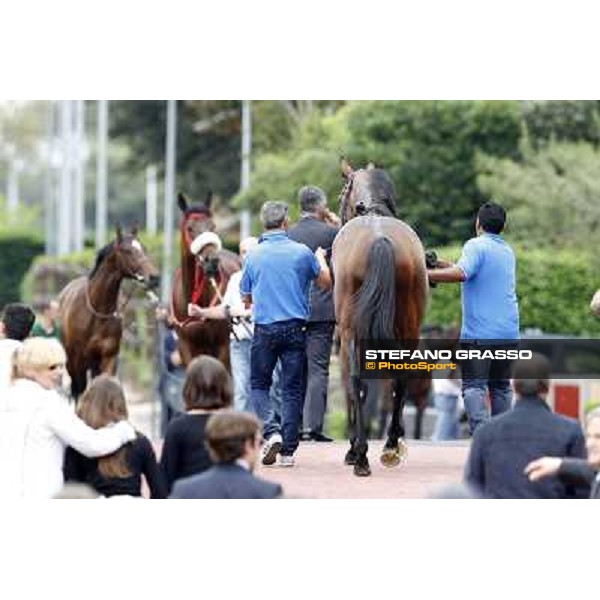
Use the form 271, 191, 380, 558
360, 338, 600, 380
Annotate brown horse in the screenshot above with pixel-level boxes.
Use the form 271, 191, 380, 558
333, 160, 428, 476
169, 192, 241, 367
58, 226, 159, 399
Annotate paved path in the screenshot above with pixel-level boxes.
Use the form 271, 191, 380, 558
255, 440, 469, 499
128, 398, 470, 499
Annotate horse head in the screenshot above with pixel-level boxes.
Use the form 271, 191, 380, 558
339, 158, 398, 224
114, 224, 160, 290
178, 191, 216, 256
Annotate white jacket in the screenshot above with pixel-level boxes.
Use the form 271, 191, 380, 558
0, 378, 136, 499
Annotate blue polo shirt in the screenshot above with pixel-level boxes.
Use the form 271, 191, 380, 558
456, 233, 519, 341
239, 231, 321, 325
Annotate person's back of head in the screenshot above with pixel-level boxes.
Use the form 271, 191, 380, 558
183, 355, 233, 411
298, 185, 327, 214
1, 303, 36, 341
477, 202, 506, 234
205, 411, 261, 467
512, 352, 551, 399
260, 201, 288, 231
77, 375, 131, 478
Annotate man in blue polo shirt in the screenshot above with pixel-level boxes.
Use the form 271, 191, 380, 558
428, 202, 519, 434
240, 201, 332, 467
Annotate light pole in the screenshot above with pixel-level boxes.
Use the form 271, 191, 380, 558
240, 100, 252, 239
146, 164, 158, 235
161, 100, 177, 304
57, 100, 73, 256
96, 100, 108, 249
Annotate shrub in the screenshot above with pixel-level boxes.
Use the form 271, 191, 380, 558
425, 245, 600, 336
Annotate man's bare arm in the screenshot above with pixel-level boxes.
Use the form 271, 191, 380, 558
427, 266, 466, 283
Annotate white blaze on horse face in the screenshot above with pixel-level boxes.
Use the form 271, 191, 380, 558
131, 239, 143, 253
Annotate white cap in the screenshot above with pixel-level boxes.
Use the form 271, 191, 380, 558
190, 231, 222, 255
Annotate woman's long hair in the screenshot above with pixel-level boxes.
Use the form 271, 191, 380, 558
77, 375, 132, 478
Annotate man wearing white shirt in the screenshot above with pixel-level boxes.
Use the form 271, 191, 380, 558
188, 236, 282, 415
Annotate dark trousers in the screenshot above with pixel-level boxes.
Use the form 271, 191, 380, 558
460, 342, 516, 435
250, 319, 307, 456
302, 321, 335, 434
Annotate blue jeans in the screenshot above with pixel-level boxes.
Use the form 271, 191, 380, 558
250, 319, 307, 456
230, 338, 282, 421
460, 342, 515, 435
432, 393, 460, 441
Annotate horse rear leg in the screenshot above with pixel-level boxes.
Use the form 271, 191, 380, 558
351, 375, 370, 477
381, 379, 408, 467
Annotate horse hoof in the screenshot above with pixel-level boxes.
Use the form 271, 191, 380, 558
380, 440, 408, 468
353, 461, 371, 477
344, 449, 358, 465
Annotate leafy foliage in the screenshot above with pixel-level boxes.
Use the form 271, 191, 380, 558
426, 245, 600, 336
522, 100, 600, 148
477, 140, 600, 251
0, 232, 44, 308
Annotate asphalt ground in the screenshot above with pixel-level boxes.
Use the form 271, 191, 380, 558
255, 440, 469, 499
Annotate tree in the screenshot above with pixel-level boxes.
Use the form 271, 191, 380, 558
477, 140, 600, 253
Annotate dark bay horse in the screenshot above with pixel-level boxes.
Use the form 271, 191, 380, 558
333, 160, 428, 476
58, 226, 159, 399
169, 192, 241, 367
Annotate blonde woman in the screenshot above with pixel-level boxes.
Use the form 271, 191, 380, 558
64, 376, 166, 498
0, 337, 136, 499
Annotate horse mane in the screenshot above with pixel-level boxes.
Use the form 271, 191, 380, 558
89, 241, 115, 279
369, 169, 398, 218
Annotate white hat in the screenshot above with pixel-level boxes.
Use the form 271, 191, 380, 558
190, 231, 222, 255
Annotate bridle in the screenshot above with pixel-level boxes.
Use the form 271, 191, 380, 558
85, 240, 154, 320
338, 169, 398, 225
181, 211, 214, 248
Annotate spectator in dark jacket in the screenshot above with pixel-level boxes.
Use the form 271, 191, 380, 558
160, 355, 233, 494
288, 185, 339, 442
169, 411, 282, 499
465, 353, 588, 498
525, 407, 600, 499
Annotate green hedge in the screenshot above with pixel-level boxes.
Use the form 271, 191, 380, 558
0, 234, 44, 309
426, 245, 600, 336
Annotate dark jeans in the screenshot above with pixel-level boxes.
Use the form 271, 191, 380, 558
302, 321, 335, 434
250, 319, 307, 456
460, 342, 516, 435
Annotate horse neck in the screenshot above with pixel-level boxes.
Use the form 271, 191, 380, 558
87, 255, 124, 313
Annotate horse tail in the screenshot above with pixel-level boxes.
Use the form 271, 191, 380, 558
354, 236, 397, 342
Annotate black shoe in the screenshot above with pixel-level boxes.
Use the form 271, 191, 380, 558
310, 431, 334, 442
300, 431, 313, 442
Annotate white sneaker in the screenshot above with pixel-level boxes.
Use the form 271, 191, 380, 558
279, 455, 295, 467
261, 433, 282, 465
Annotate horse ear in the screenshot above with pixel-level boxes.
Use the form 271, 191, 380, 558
340, 156, 354, 179
130, 222, 139, 236
115, 223, 123, 245
205, 190, 213, 210
177, 192, 189, 213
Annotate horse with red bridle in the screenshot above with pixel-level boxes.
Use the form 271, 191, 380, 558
333, 159, 429, 476
169, 192, 241, 367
